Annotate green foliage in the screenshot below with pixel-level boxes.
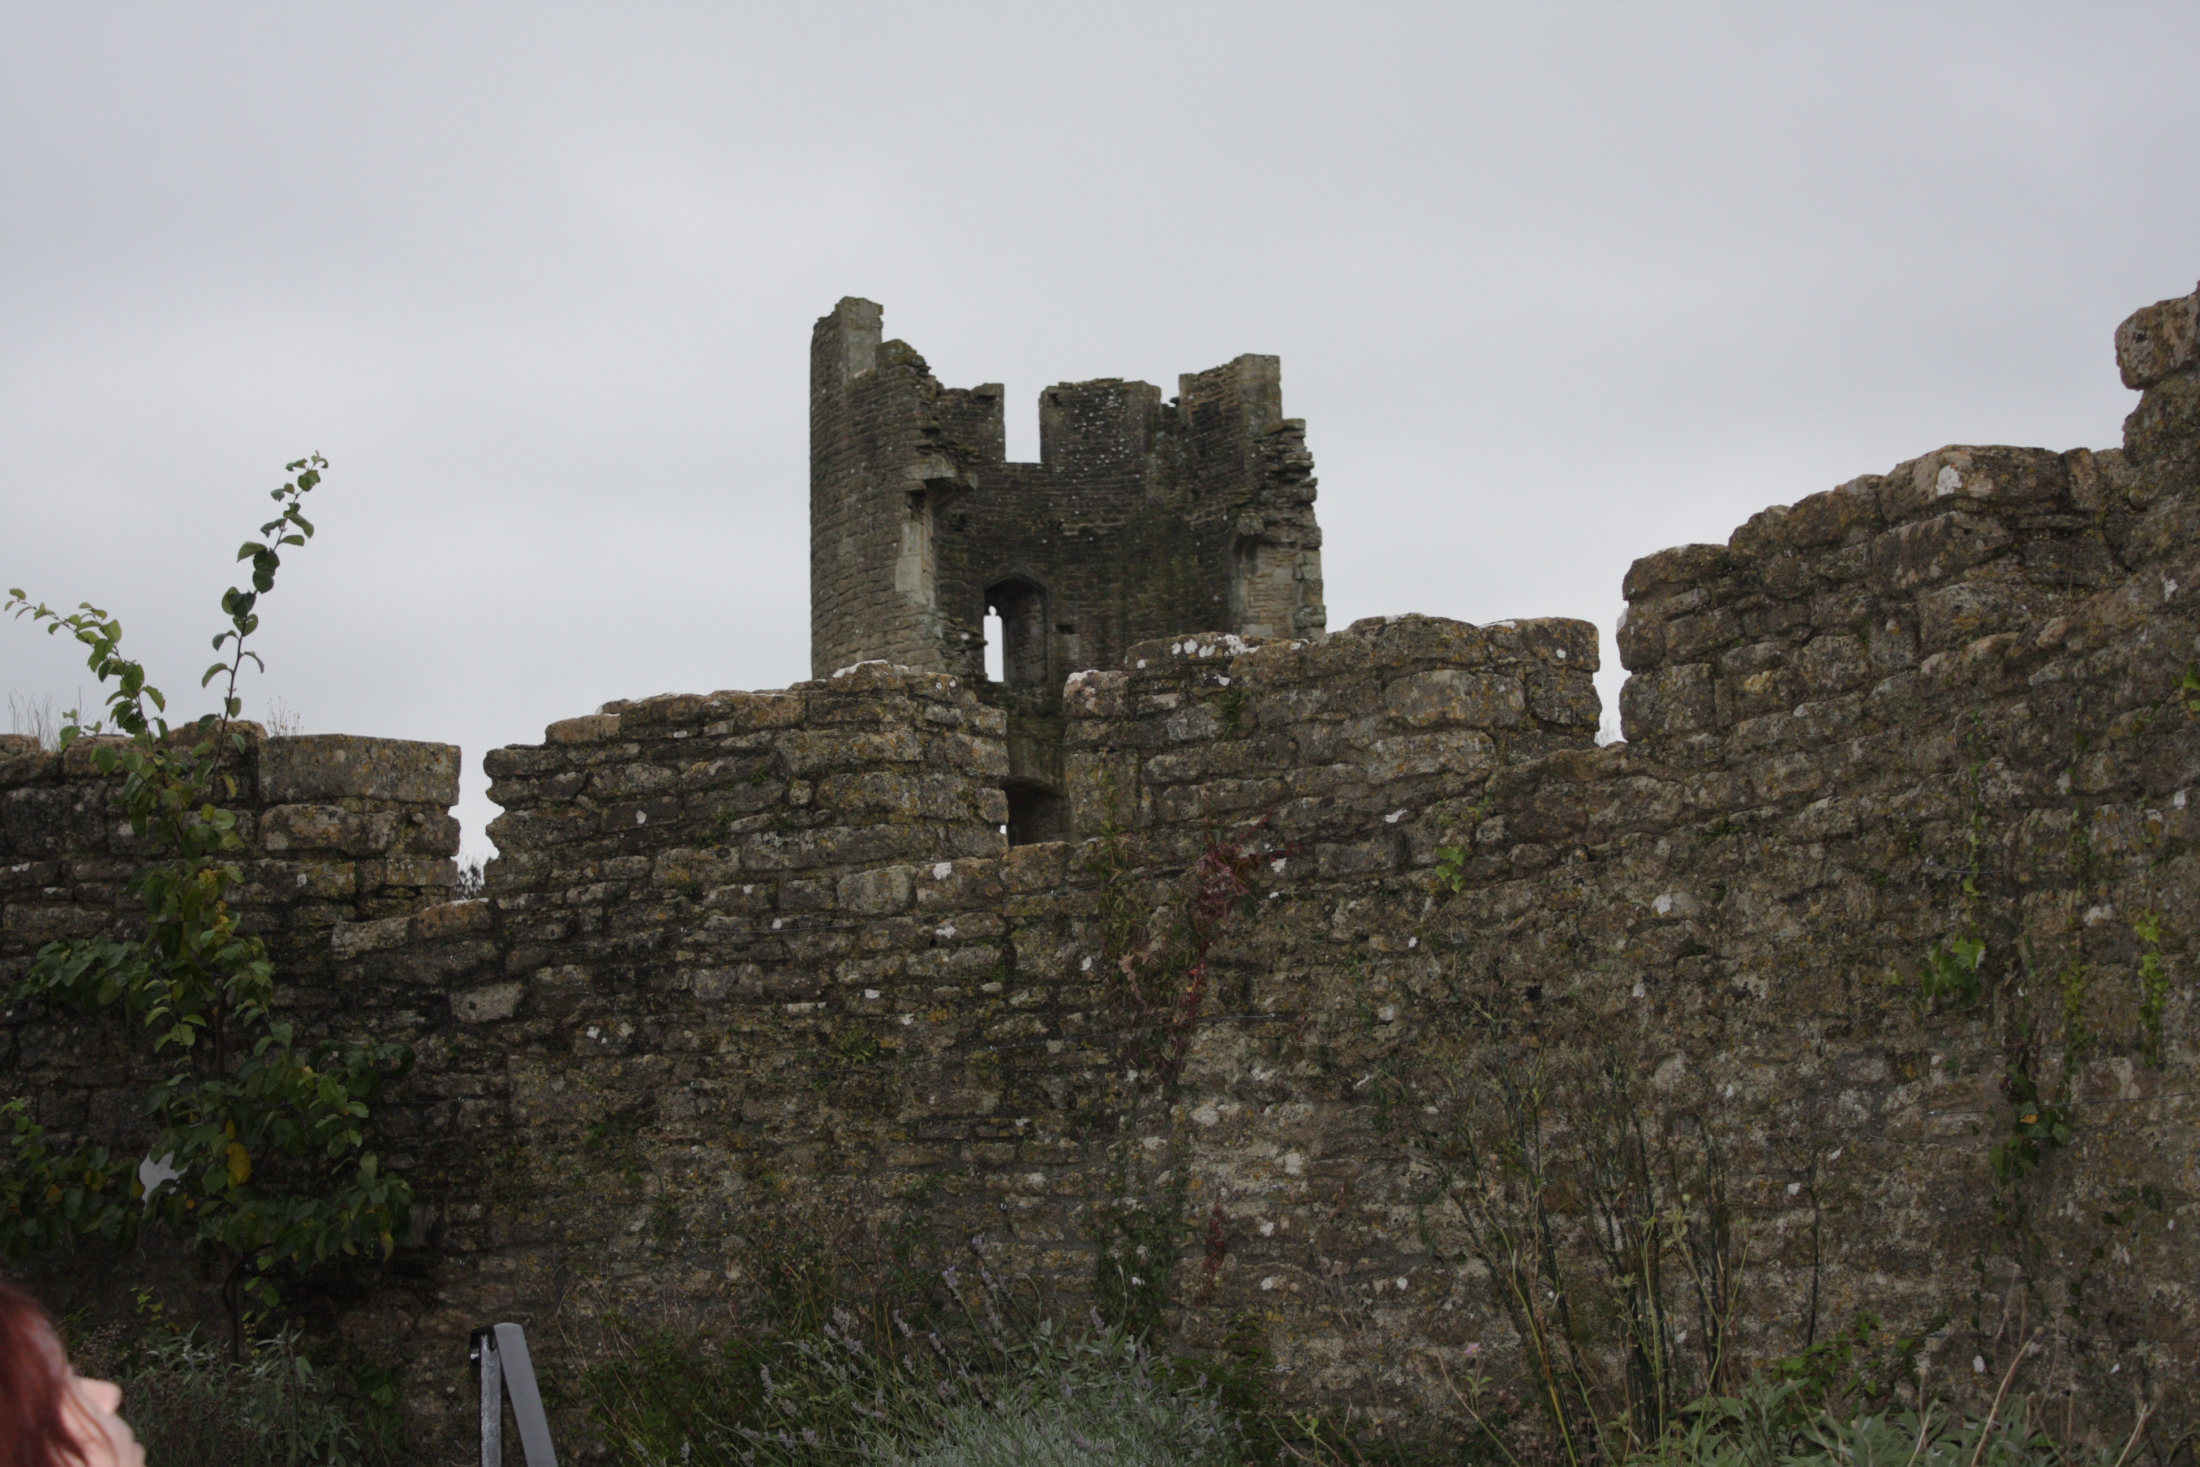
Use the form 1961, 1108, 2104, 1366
581, 1225, 2144, 1467
1409, 1048, 1746, 1467
1989, 1061, 2072, 1185
1620, 1372, 2117, 1467
1906, 935, 1986, 1011
583, 1241, 1240, 1467
876, 1326, 1241, 1467
1756, 1313, 1936, 1414
1216, 684, 1252, 737
71, 1317, 400, 1467
1, 456, 413, 1351
1434, 845, 1469, 894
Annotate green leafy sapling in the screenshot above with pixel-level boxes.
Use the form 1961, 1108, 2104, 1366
2, 456, 413, 1358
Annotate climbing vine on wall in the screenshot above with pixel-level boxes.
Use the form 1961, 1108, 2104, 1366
1082, 815, 1273, 1334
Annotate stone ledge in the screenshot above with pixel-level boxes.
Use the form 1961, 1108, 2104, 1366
260, 735, 460, 806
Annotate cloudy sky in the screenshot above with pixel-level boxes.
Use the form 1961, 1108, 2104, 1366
3, 3, 2196, 862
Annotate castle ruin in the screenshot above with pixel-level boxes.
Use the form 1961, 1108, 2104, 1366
4, 283, 2200, 1457
811, 297, 1327, 841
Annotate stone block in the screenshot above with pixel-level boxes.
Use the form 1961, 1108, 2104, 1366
332, 915, 411, 959
1615, 604, 1665, 671
2123, 371, 2200, 468
780, 729, 923, 775
698, 691, 807, 732
1361, 732, 1495, 783
1484, 617, 1599, 671
545, 714, 622, 744
236, 858, 357, 903
2, 902, 111, 945
2116, 283, 2199, 389
0, 737, 53, 790
481, 745, 571, 781
1001, 842, 1069, 893
1731, 478, 1883, 558
260, 735, 460, 807
1866, 512, 2013, 592
837, 865, 914, 914
1384, 670, 1523, 729
361, 855, 458, 892
1619, 664, 1715, 742
452, 982, 524, 1023
1663, 606, 1741, 664
1317, 836, 1400, 878
1623, 544, 1733, 602
1916, 579, 2067, 653
1877, 448, 2071, 526
412, 899, 493, 943
1063, 670, 1130, 718
1716, 643, 1791, 723
259, 803, 401, 856
1797, 634, 1871, 697
1527, 671, 1601, 728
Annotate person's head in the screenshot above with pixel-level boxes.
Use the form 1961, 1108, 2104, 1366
0, 1278, 144, 1467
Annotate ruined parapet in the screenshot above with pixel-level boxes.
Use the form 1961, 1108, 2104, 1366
324, 663, 1128, 1446
1061, 616, 1601, 861
0, 727, 459, 1212
0, 728, 460, 987
1616, 445, 2139, 748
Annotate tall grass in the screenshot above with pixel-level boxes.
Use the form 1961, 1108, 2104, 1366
579, 1229, 2158, 1467
71, 1322, 401, 1467
5, 690, 61, 748
580, 1234, 1243, 1467
1621, 1373, 2147, 1467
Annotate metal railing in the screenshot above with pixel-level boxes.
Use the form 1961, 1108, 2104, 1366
470, 1322, 559, 1467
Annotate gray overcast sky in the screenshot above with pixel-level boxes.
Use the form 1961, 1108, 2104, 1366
4, 3, 2197, 863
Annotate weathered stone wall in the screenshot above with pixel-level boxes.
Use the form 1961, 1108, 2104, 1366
4, 282, 2198, 1461
0, 728, 461, 1269
0, 728, 462, 998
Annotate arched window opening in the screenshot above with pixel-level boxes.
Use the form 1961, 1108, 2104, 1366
983, 608, 1005, 683
1004, 780, 1069, 846
984, 578, 1049, 690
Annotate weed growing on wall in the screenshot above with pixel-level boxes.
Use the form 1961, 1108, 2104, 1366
1406, 1041, 1749, 1465
0, 457, 414, 1357
1081, 818, 1274, 1335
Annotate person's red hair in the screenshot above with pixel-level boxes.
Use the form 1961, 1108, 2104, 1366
0, 1276, 88, 1467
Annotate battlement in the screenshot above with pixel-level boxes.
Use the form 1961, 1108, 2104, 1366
6, 282, 2200, 1455
810, 300, 1327, 837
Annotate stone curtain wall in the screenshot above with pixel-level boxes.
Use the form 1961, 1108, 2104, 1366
0, 730, 460, 1274
0, 729, 461, 998
1061, 616, 1603, 862
1, 282, 2196, 1457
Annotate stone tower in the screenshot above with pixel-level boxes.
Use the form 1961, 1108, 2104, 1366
809, 297, 1327, 839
